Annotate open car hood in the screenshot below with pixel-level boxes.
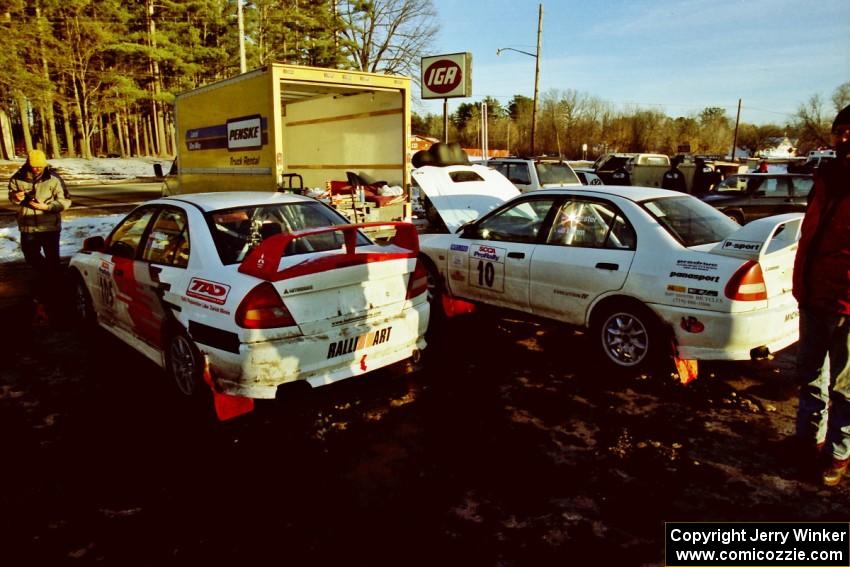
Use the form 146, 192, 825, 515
413, 164, 520, 233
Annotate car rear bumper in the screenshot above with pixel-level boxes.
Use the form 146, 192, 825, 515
651, 301, 799, 361
205, 301, 429, 398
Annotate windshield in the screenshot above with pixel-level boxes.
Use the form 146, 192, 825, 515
642, 196, 739, 247
207, 201, 369, 265
535, 162, 580, 186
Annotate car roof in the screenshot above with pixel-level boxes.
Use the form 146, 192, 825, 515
532, 185, 674, 202
159, 191, 313, 212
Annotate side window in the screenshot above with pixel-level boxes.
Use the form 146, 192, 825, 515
468, 198, 556, 243
764, 177, 790, 197
793, 177, 814, 197
108, 208, 156, 259
546, 200, 636, 249
508, 164, 531, 185
142, 208, 190, 267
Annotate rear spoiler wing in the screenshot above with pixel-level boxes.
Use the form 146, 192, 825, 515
238, 221, 419, 282
711, 213, 803, 260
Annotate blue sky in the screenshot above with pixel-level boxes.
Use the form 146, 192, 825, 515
418, 0, 850, 125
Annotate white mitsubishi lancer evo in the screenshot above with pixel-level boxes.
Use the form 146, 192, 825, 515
416, 173, 801, 372
69, 192, 429, 413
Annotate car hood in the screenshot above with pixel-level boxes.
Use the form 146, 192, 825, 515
413, 164, 520, 233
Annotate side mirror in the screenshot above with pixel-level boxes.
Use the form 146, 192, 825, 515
460, 223, 478, 237
82, 236, 105, 252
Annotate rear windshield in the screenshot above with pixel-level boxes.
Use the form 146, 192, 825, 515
207, 201, 370, 265
642, 196, 739, 247
535, 162, 580, 186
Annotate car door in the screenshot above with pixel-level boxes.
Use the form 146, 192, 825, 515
448, 195, 559, 313
529, 197, 637, 325
108, 206, 191, 350
746, 176, 793, 222
99, 207, 158, 335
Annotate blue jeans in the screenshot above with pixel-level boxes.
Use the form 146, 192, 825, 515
796, 306, 850, 460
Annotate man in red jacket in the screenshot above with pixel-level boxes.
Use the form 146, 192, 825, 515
792, 104, 850, 486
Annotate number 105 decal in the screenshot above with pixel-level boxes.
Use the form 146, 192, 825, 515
469, 244, 506, 292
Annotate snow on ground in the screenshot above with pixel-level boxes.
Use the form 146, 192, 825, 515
0, 156, 173, 183
0, 215, 124, 263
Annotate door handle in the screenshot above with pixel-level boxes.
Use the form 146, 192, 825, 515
507, 252, 525, 259
595, 262, 619, 271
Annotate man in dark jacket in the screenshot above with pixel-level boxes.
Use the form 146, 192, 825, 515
661, 156, 687, 192
792, 104, 850, 486
7, 149, 71, 320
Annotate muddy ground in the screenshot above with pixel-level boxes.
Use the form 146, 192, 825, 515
1, 288, 849, 567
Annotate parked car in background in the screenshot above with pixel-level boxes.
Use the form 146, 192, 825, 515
699, 173, 813, 224
487, 157, 582, 193
70, 192, 429, 412
415, 176, 802, 372
592, 153, 634, 185
573, 167, 604, 185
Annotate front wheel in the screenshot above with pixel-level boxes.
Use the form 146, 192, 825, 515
72, 273, 96, 329
592, 302, 668, 373
166, 329, 204, 397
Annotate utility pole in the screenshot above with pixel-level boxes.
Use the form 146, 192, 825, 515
237, 0, 247, 73
531, 3, 542, 156
496, 4, 543, 156
731, 98, 742, 161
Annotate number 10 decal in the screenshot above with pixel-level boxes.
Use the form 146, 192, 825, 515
469, 244, 506, 292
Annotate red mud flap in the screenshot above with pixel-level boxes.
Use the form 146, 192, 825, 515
202, 358, 254, 421
673, 356, 699, 384
441, 295, 475, 318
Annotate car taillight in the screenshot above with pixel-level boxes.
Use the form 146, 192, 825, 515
724, 260, 767, 301
406, 259, 428, 299
236, 282, 296, 329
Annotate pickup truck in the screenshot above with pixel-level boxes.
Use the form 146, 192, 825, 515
593, 153, 670, 187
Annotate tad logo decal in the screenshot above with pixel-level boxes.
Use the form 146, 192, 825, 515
187, 278, 231, 305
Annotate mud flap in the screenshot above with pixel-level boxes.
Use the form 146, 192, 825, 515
202, 358, 254, 421
441, 295, 475, 318
673, 356, 699, 384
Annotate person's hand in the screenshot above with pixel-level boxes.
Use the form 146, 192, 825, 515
12, 190, 25, 202
27, 198, 48, 211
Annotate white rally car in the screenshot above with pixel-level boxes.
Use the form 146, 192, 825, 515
416, 177, 801, 371
69, 192, 429, 404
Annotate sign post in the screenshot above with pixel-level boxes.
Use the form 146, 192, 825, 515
421, 52, 473, 144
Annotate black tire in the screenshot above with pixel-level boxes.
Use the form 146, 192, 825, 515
591, 301, 670, 373
165, 328, 204, 397
71, 272, 97, 329
423, 257, 446, 339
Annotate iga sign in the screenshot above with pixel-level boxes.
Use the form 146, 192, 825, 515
421, 52, 472, 99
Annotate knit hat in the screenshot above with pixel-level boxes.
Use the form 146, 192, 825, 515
28, 149, 47, 168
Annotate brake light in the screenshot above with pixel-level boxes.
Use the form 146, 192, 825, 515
236, 282, 296, 328
724, 260, 767, 301
406, 259, 428, 299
